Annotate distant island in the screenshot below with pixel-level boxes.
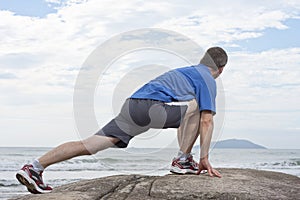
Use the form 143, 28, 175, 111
194, 139, 267, 149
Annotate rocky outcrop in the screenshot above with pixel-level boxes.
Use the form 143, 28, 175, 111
12, 168, 300, 200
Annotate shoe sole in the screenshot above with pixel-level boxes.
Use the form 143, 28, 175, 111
170, 166, 197, 175
16, 170, 52, 194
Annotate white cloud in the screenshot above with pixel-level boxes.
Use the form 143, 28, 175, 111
45, 0, 62, 3
155, 5, 292, 48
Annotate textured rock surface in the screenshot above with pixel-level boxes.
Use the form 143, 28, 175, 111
11, 168, 300, 200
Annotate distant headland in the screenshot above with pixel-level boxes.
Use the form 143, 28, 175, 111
194, 139, 267, 149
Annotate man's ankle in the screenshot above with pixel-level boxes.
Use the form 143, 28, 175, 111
32, 159, 44, 172
177, 151, 190, 161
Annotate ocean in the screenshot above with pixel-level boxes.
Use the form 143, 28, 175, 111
1, 147, 300, 199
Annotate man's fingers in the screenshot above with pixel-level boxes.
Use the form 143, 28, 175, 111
207, 168, 213, 177
197, 163, 204, 175
196, 169, 201, 175
196, 166, 203, 175
212, 169, 222, 178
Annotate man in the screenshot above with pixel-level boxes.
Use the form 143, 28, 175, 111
16, 47, 228, 194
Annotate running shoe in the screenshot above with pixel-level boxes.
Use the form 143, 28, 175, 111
170, 155, 198, 174
16, 164, 52, 194
187, 154, 199, 171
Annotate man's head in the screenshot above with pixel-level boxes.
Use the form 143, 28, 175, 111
200, 47, 228, 78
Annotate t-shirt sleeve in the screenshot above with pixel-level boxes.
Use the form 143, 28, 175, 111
198, 81, 216, 114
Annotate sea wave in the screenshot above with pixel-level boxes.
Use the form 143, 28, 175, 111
0, 180, 20, 187
258, 160, 300, 168
0, 183, 20, 187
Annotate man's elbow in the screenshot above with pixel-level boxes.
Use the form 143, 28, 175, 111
200, 117, 213, 126
200, 111, 214, 126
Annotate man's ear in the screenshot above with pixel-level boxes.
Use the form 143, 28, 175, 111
218, 66, 224, 74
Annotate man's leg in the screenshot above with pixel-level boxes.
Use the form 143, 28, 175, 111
170, 99, 200, 174
16, 135, 119, 193
39, 135, 119, 169
177, 99, 200, 154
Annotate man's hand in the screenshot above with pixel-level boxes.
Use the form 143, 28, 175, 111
197, 157, 222, 178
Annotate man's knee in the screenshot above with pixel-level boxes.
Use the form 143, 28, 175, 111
82, 135, 120, 155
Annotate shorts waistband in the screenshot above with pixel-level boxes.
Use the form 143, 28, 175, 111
164, 101, 190, 106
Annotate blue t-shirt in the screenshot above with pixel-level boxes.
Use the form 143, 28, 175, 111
130, 64, 216, 113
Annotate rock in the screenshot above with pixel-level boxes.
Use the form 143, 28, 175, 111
11, 168, 300, 200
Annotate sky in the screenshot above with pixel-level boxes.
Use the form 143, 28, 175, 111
0, 0, 299, 149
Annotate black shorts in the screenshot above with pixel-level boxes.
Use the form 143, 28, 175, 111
95, 98, 188, 148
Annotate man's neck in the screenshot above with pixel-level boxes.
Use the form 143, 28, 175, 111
208, 68, 219, 79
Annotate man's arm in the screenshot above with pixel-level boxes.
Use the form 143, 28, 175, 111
197, 110, 221, 177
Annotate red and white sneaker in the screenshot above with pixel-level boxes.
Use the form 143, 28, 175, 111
170, 155, 198, 174
16, 164, 52, 194
187, 154, 199, 171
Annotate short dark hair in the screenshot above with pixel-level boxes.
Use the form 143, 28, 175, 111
200, 47, 228, 70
